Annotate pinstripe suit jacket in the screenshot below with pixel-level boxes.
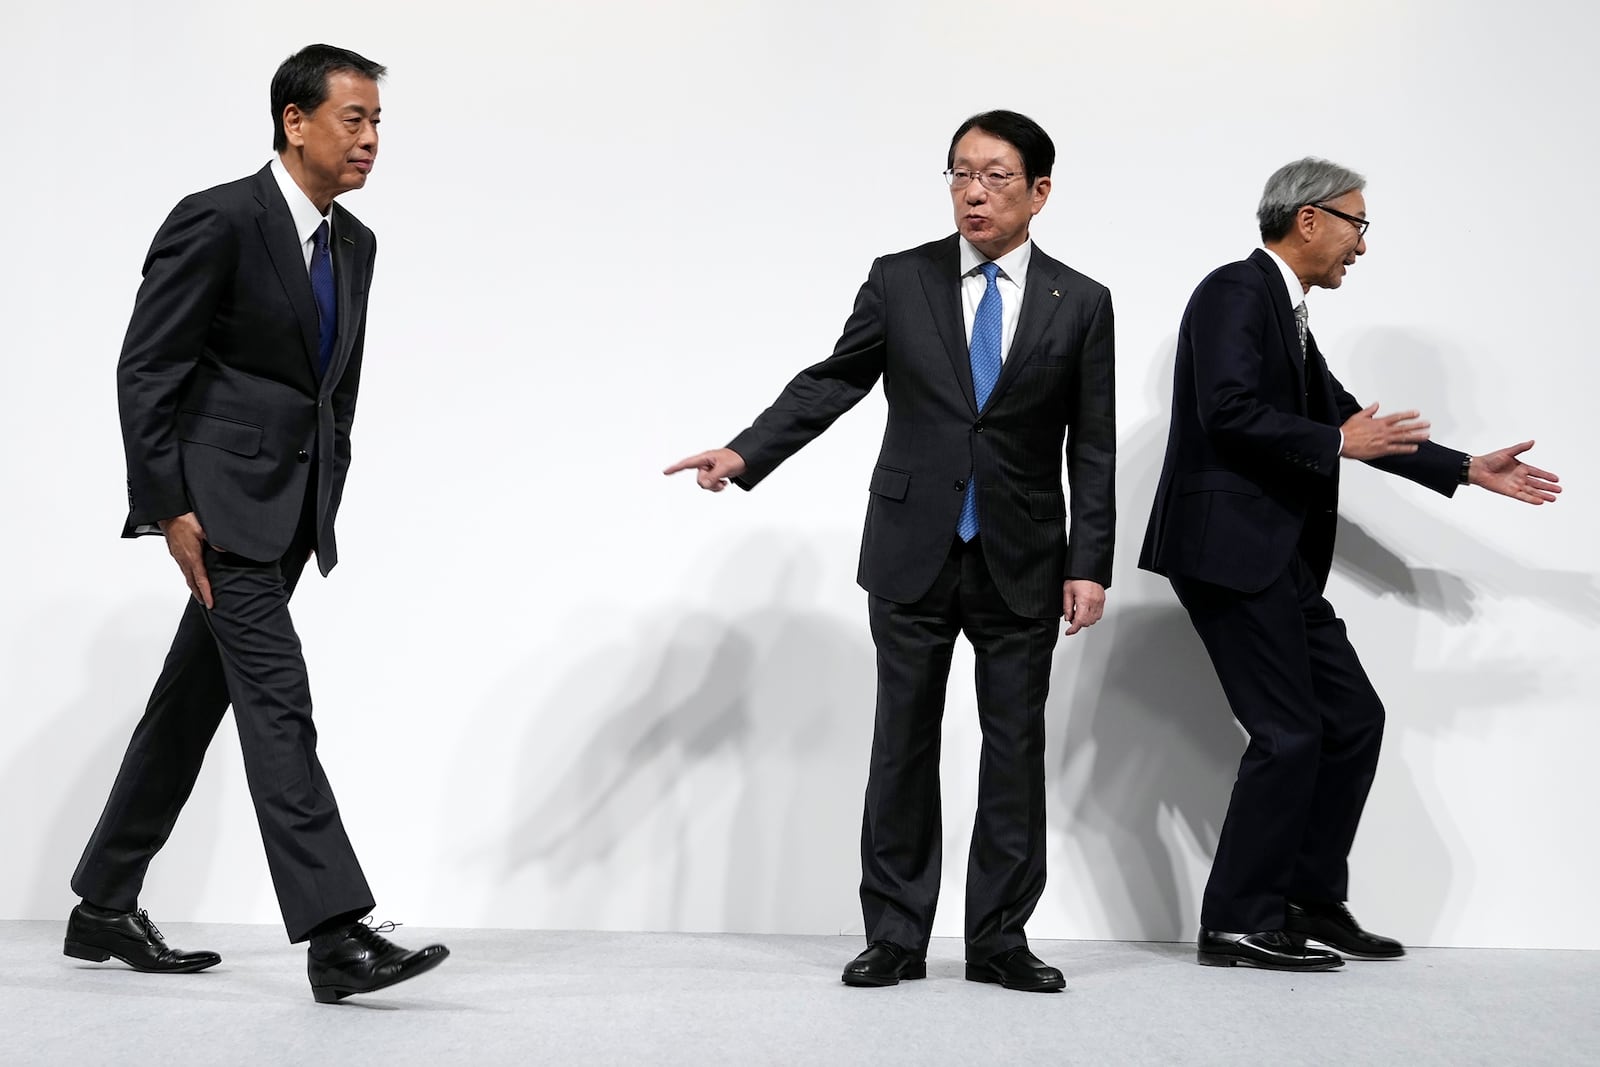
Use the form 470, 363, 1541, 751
116, 165, 376, 575
729, 235, 1116, 619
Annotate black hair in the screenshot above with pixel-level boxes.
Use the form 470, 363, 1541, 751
271, 44, 387, 152
946, 110, 1055, 184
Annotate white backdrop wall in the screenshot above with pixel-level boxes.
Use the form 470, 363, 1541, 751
2, 0, 1595, 950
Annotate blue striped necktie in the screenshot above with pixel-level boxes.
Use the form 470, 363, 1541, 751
311, 220, 337, 374
957, 262, 1002, 542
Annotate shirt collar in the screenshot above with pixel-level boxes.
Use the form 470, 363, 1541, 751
270, 156, 331, 246
959, 235, 1032, 286
1263, 247, 1306, 310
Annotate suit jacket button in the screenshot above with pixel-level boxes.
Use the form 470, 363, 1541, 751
954, 480, 966, 491
297, 450, 310, 463
974, 423, 985, 433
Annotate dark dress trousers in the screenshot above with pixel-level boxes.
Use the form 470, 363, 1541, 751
1139, 249, 1464, 932
729, 235, 1115, 957
72, 165, 377, 941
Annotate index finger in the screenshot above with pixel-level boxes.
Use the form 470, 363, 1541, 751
663, 454, 712, 476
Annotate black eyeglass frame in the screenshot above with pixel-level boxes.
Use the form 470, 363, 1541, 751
1311, 202, 1371, 237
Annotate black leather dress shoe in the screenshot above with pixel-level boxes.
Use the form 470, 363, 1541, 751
307, 921, 449, 1003
841, 941, 926, 987
1286, 900, 1405, 960
63, 905, 221, 973
1197, 928, 1343, 970
965, 946, 1066, 992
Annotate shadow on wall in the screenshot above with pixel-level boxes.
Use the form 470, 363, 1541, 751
1047, 335, 1237, 941
464, 535, 875, 933
0, 601, 225, 920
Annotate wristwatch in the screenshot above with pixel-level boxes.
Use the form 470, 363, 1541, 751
1459, 454, 1473, 485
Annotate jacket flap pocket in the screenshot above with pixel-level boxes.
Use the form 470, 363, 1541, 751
178, 411, 263, 458
1029, 489, 1066, 519
1180, 470, 1262, 497
869, 465, 910, 501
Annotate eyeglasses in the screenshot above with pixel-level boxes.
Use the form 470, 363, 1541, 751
944, 168, 1022, 191
1312, 203, 1371, 237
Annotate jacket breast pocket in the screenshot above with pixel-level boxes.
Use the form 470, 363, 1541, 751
869, 465, 910, 501
178, 410, 263, 457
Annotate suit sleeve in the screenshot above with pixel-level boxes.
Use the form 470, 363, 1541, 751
1064, 287, 1116, 586
117, 193, 237, 527
727, 258, 888, 489
1189, 272, 1342, 477
1325, 367, 1465, 497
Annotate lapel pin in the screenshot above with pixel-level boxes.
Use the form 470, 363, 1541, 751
1050, 289, 1061, 298
340, 235, 355, 245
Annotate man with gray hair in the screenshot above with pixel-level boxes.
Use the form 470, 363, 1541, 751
1139, 157, 1560, 970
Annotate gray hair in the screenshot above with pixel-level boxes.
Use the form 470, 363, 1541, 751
1257, 157, 1366, 241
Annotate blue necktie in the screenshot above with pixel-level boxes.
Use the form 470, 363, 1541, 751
957, 262, 1003, 542
310, 220, 337, 374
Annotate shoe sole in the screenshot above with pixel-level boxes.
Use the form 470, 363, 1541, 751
964, 965, 1066, 992
841, 961, 926, 987
311, 947, 451, 1004
63, 940, 220, 974
1197, 950, 1343, 971
1294, 936, 1405, 961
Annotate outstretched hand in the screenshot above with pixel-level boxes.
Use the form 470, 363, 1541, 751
1468, 441, 1561, 505
1340, 402, 1431, 460
664, 448, 748, 492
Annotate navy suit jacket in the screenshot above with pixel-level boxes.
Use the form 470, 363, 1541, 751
117, 165, 375, 575
729, 235, 1116, 619
1139, 249, 1463, 593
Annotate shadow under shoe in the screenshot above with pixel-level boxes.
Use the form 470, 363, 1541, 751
307, 920, 450, 1004
842, 941, 927, 987
1197, 928, 1343, 971
63, 905, 221, 973
1286, 900, 1406, 960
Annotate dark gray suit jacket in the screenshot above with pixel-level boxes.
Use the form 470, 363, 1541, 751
729, 235, 1116, 619
1139, 248, 1463, 593
117, 164, 375, 574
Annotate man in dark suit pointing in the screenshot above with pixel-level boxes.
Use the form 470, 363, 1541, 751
1140, 157, 1560, 971
667, 111, 1115, 992
67, 44, 447, 1003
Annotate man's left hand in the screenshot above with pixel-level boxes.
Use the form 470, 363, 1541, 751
1468, 440, 1562, 505
1063, 579, 1106, 636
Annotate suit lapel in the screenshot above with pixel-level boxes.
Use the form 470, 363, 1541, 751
985, 249, 1065, 411
918, 236, 978, 416
252, 167, 322, 380
323, 206, 362, 393
1249, 248, 1307, 405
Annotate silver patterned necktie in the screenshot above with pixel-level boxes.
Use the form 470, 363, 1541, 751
1293, 300, 1308, 361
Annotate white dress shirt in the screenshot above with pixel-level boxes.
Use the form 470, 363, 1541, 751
270, 157, 333, 274
958, 236, 1030, 363
1263, 247, 1305, 315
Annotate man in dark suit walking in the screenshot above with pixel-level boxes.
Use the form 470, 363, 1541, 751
66, 44, 447, 1003
667, 111, 1115, 992
1140, 157, 1560, 971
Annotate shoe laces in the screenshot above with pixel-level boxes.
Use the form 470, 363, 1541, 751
135, 909, 164, 942
350, 916, 403, 951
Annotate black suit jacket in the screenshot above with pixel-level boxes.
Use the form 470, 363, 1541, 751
117, 165, 376, 575
1139, 248, 1462, 593
728, 235, 1116, 619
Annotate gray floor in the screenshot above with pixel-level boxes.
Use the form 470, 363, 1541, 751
0, 921, 1594, 1065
